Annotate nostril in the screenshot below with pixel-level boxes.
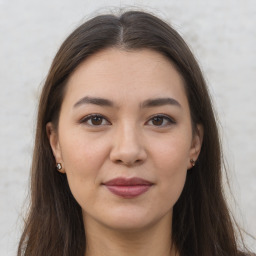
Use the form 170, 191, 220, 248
114, 158, 144, 166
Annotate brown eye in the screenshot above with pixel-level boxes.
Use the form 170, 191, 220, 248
146, 114, 175, 127
81, 114, 110, 126
91, 116, 103, 125
152, 116, 164, 126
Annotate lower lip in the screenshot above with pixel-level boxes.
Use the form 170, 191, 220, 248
105, 185, 151, 198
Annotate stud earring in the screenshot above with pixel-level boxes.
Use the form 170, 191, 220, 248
56, 163, 62, 171
190, 159, 196, 167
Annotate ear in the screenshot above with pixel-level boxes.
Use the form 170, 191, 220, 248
188, 124, 204, 169
46, 122, 65, 173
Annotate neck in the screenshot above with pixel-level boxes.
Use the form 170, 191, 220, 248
84, 213, 178, 256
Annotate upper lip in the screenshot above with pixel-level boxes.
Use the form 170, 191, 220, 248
103, 177, 153, 186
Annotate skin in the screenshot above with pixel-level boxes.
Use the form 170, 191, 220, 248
47, 48, 203, 256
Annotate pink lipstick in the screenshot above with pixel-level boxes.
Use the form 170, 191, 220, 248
103, 177, 153, 198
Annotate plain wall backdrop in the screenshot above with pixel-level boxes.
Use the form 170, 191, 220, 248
0, 0, 255, 255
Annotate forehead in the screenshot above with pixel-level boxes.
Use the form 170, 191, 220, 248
64, 48, 188, 108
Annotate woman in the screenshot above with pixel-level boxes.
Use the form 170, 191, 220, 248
17, 10, 253, 256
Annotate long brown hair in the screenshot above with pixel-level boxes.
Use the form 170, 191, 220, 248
18, 10, 250, 256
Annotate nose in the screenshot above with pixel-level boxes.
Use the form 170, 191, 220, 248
109, 123, 147, 166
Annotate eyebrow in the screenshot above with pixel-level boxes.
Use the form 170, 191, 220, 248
74, 96, 114, 108
140, 97, 181, 108
73, 96, 181, 109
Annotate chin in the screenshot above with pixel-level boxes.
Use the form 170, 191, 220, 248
92, 207, 171, 232
102, 218, 154, 232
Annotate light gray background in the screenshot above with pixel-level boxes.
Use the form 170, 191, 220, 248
0, 0, 255, 255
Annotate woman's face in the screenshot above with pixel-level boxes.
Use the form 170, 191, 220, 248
48, 48, 203, 232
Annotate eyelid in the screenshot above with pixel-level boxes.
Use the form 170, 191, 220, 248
145, 114, 176, 126
79, 113, 175, 127
79, 114, 111, 126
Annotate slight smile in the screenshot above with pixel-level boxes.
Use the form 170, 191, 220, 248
103, 177, 154, 199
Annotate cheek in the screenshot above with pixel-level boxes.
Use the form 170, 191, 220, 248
60, 129, 109, 173
58, 130, 111, 204
150, 132, 191, 204
151, 130, 191, 170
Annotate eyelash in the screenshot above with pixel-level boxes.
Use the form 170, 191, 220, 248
80, 114, 110, 126
80, 114, 176, 127
146, 114, 176, 127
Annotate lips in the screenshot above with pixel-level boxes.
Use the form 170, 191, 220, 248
103, 177, 153, 198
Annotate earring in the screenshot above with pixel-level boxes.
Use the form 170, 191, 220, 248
190, 159, 196, 167
56, 163, 62, 171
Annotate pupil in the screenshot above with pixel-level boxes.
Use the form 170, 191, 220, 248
92, 116, 102, 125
152, 117, 163, 126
